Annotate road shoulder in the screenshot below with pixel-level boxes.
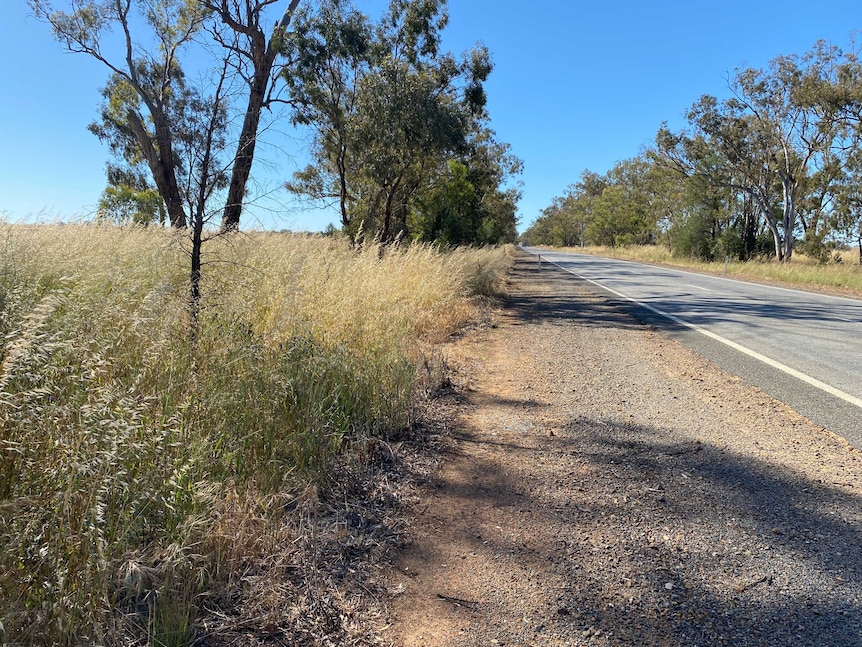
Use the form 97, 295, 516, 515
383, 252, 862, 646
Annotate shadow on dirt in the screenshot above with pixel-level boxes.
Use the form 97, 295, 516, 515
420, 404, 862, 646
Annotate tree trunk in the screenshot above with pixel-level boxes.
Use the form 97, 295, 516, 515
220, 54, 271, 231
126, 109, 187, 228
742, 199, 758, 261
337, 138, 351, 228
220, 0, 302, 232
381, 188, 395, 243
380, 175, 404, 243
750, 189, 783, 260
782, 233, 794, 262
190, 214, 203, 333
780, 176, 797, 262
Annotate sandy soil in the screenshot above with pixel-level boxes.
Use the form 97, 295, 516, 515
381, 252, 862, 646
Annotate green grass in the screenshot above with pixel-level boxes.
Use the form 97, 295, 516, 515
557, 244, 862, 296
0, 223, 512, 645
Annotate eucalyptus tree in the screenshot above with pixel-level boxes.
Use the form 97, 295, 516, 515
604, 155, 663, 245
30, 0, 303, 316
823, 56, 862, 263
538, 198, 571, 247
560, 171, 607, 247
30, 0, 302, 232
523, 169, 607, 248
281, 0, 373, 234
349, 50, 475, 242
541, 159, 662, 248
30, 0, 206, 228
526, 152, 694, 251
545, 171, 607, 248
657, 54, 839, 261
283, 0, 509, 244
796, 41, 862, 262
534, 193, 582, 248
557, 193, 590, 248
95, 166, 166, 224
410, 134, 522, 245
460, 134, 522, 244
203, 0, 302, 231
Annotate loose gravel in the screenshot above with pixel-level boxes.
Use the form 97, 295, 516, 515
383, 253, 862, 646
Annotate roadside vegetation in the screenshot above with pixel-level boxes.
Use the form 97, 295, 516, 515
0, 222, 511, 645
9, 1, 523, 643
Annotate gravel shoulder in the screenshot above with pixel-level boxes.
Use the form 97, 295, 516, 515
382, 252, 862, 646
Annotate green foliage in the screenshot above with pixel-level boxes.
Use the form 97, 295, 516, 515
651, 42, 862, 262
31, 0, 222, 229
32, 0, 302, 232
97, 184, 166, 225
524, 157, 660, 248
87, 64, 231, 226
283, 0, 519, 245
411, 159, 476, 244
410, 141, 520, 246
670, 210, 715, 260
535, 39, 862, 265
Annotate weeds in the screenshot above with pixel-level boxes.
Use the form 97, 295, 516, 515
0, 223, 510, 645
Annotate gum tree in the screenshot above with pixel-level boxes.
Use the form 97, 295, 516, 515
29, 0, 302, 232
283, 0, 515, 244
30, 0, 302, 315
657, 54, 839, 261
202, 0, 302, 231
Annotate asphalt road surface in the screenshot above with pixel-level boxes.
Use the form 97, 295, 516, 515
522, 246, 862, 449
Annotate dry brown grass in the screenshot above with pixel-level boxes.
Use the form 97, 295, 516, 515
0, 222, 512, 645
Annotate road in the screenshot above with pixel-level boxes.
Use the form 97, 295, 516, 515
522, 246, 862, 448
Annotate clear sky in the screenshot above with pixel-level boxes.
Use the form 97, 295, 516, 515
2, 0, 861, 232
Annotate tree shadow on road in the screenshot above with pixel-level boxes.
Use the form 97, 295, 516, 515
547, 417, 862, 646
503, 255, 650, 331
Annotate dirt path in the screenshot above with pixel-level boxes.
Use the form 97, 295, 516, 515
383, 253, 862, 646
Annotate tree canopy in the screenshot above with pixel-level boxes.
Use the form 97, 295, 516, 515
32, 0, 519, 246
282, 0, 520, 244
30, 0, 305, 232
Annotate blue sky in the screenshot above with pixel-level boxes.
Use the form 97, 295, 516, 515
2, 0, 861, 232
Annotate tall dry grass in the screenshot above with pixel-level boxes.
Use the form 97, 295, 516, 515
0, 223, 511, 645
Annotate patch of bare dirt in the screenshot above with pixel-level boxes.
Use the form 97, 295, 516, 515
382, 253, 862, 646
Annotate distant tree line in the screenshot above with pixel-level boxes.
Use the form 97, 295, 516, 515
523, 42, 862, 263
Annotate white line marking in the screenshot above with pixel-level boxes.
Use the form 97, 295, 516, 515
531, 248, 862, 304
540, 255, 862, 411
685, 284, 714, 292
